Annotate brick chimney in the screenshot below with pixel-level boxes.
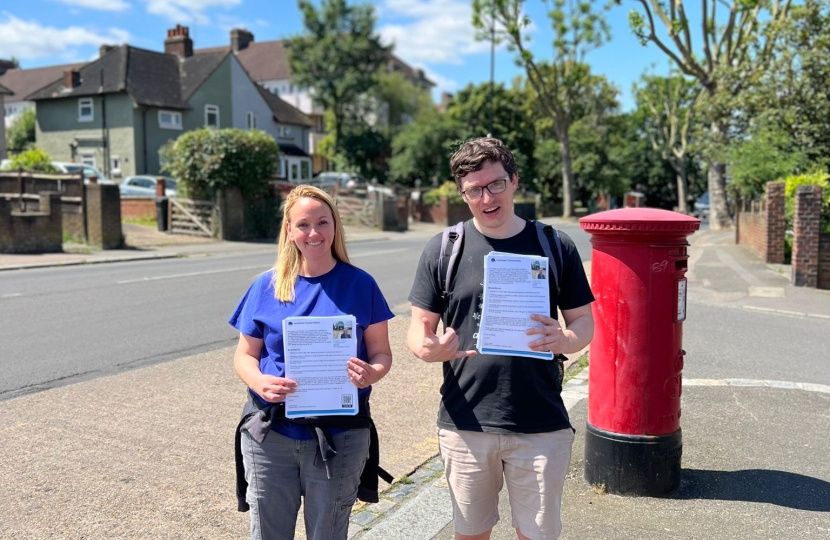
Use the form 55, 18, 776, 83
99, 44, 117, 58
231, 28, 254, 52
165, 24, 193, 59
63, 69, 81, 89
0, 59, 16, 76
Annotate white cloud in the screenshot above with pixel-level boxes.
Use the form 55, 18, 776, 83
144, 0, 242, 24
378, 0, 491, 65
49, 0, 131, 11
0, 14, 130, 60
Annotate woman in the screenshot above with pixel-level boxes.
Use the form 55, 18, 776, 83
229, 185, 394, 540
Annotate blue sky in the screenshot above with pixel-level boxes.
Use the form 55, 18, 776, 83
0, 0, 674, 110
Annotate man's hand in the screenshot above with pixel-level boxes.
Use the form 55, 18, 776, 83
256, 375, 297, 403
416, 317, 477, 363
526, 314, 568, 354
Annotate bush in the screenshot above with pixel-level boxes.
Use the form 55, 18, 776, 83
422, 181, 463, 206
160, 128, 281, 200
3, 147, 56, 173
783, 171, 830, 234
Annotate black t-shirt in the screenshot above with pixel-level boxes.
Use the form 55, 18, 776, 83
409, 220, 595, 434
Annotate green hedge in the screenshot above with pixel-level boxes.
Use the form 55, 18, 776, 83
160, 128, 281, 200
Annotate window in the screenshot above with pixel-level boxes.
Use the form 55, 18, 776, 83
277, 125, 293, 138
78, 98, 93, 122
300, 161, 310, 181
247, 111, 257, 130
205, 105, 219, 128
110, 156, 121, 176
158, 110, 182, 130
80, 154, 95, 167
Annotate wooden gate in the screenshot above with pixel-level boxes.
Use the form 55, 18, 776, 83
334, 195, 376, 227
169, 198, 214, 236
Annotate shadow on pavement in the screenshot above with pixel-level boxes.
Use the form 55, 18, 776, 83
677, 468, 830, 511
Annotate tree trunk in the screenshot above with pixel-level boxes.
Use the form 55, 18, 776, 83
674, 162, 688, 214
708, 120, 731, 229
559, 128, 575, 219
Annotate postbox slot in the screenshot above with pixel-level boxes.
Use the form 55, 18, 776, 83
675, 259, 687, 272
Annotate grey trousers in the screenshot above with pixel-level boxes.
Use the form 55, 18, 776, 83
240, 427, 370, 540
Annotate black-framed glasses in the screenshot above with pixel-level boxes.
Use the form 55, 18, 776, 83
459, 177, 509, 201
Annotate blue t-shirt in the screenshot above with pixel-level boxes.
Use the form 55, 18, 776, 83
229, 261, 394, 440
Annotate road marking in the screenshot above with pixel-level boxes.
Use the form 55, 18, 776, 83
562, 370, 830, 409
741, 305, 830, 320
117, 265, 264, 284
1, 293, 22, 298
350, 247, 410, 259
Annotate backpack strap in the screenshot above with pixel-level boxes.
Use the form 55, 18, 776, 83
534, 220, 563, 296
438, 221, 465, 301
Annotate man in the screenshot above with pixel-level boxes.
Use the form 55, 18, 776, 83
407, 137, 594, 540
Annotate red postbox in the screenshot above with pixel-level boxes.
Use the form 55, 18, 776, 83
579, 208, 699, 496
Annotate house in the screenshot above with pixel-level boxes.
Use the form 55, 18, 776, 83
0, 60, 87, 130
0, 82, 11, 158
197, 29, 435, 173
26, 25, 314, 182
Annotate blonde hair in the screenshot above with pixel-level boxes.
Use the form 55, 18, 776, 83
271, 185, 350, 302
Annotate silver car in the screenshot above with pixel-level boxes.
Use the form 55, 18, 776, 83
119, 176, 178, 197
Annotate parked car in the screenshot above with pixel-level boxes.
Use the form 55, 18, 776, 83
51, 162, 115, 184
693, 192, 710, 220
119, 176, 178, 197
311, 172, 366, 191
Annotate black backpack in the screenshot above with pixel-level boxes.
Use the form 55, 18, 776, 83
438, 220, 565, 300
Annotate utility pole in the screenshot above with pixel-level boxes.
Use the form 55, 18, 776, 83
489, 0, 495, 136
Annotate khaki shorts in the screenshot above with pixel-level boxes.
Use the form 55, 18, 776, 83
438, 427, 575, 540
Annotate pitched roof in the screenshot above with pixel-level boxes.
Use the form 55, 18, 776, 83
255, 84, 314, 127
24, 46, 231, 111
180, 50, 230, 100
0, 62, 87, 101
195, 39, 434, 88
0, 83, 11, 96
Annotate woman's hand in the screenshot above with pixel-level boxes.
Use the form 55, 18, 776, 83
347, 357, 380, 389
256, 375, 298, 403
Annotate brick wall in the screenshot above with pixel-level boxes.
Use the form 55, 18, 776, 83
86, 184, 123, 249
737, 182, 785, 263
121, 197, 157, 220
0, 192, 63, 253
791, 185, 822, 287
819, 235, 830, 290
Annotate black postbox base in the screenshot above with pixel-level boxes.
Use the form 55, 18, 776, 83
584, 422, 682, 496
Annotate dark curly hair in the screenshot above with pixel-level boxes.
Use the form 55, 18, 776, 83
449, 137, 518, 187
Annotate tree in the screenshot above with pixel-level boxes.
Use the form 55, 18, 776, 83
633, 73, 699, 213
371, 71, 432, 136
160, 128, 281, 200
389, 108, 461, 185
730, 0, 830, 170
473, 0, 611, 218
626, 0, 793, 229
6, 107, 36, 153
286, 0, 389, 158
728, 124, 810, 197
447, 81, 536, 181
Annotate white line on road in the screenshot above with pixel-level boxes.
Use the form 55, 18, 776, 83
350, 247, 411, 259
117, 265, 265, 284
1, 293, 22, 298
741, 305, 830, 320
